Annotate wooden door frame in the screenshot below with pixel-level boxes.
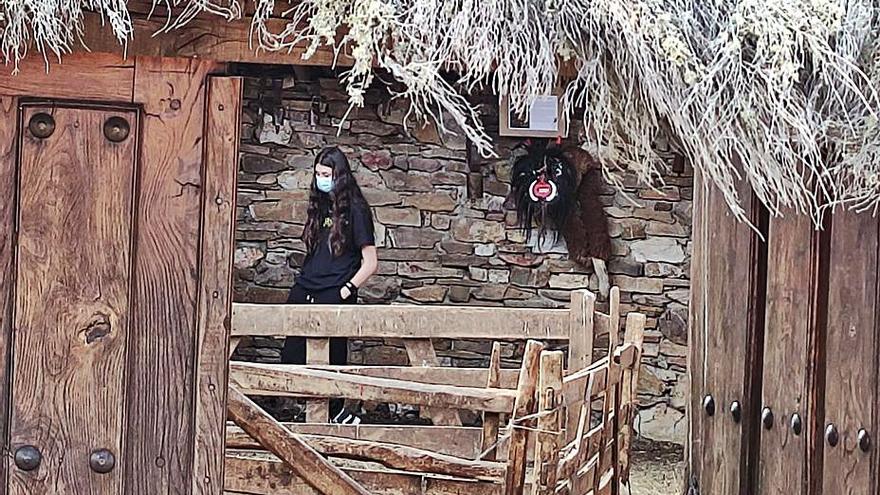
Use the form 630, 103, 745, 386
0, 52, 240, 495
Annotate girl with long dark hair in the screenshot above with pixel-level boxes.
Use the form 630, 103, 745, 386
282, 146, 378, 424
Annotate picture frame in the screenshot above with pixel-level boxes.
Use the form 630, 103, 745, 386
499, 93, 569, 138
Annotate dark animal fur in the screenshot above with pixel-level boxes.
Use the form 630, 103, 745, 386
560, 146, 612, 262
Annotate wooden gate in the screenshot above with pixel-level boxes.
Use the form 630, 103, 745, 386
689, 173, 880, 494
0, 54, 240, 494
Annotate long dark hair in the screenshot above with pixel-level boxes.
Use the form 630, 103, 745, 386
303, 147, 371, 257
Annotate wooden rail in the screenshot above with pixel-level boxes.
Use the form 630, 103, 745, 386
225, 288, 645, 495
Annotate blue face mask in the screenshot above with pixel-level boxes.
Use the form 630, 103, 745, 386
315, 176, 333, 193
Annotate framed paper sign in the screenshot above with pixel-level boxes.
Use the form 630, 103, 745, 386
499, 94, 568, 138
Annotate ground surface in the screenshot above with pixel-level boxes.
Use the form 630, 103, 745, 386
626, 439, 684, 495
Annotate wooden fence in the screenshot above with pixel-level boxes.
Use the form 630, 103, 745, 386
223, 288, 645, 495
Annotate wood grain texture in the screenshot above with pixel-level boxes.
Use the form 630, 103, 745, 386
256, 364, 521, 389
191, 76, 242, 495
0, 52, 134, 101
821, 210, 878, 495
533, 351, 564, 494
688, 170, 765, 495
404, 339, 462, 426
230, 362, 518, 413
481, 343, 503, 461
0, 96, 17, 495
618, 313, 646, 484
8, 105, 137, 494
232, 303, 570, 339
505, 340, 544, 495
227, 387, 371, 495
306, 338, 331, 422
757, 213, 819, 494
566, 290, 595, 443
224, 456, 503, 495
125, 56, 216, 493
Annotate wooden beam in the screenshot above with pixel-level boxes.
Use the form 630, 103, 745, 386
566, 290, 595, 443
227, 423, 485, 459
232, 303, 570, 339
306, 338, 331, 422
0, 52, 134, 101
224, 456, 504, 495
230, 362, 518, 413
281, 364, 521, 389
533, 351, 564, 494
79, 11, 355, 67
226, 386, 370, 495
295, 434, 506, 481
505, 340, 544, 495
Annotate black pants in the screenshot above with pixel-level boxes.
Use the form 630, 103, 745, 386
282, 284, 357, 418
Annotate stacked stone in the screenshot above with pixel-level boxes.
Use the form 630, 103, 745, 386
233, 76, 691, 444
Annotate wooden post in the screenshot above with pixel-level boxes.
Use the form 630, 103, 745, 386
404, 339, 462, 425
533, 350, 564, 494
306, 338, 331, 422
505, 340, 544, 495
567, 290, 595, 443
226, 386, 371, 495
482, 342, 503, 460
618, 313, 646, 485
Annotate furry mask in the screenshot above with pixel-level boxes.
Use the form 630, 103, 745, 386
510, 139, 578, 245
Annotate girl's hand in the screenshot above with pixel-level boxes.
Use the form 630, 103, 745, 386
340, 286, 352, 300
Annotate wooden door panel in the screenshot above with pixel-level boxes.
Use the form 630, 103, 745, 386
0, 96, 17, 495
689, 172, 765, 495
757, 213, 819, 493
821, 211, 878, 495
9, 105, 138, 493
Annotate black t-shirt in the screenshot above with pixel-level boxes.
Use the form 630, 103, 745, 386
296, 201, 375, 290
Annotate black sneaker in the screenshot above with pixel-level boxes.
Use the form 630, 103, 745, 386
331, 408, 361, 425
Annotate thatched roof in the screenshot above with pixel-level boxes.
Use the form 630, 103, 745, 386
8, 0, 880, 224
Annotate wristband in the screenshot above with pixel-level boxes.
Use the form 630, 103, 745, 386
345, 281, 357, 292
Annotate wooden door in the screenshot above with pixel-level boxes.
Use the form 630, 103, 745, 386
0, 55, 241, 494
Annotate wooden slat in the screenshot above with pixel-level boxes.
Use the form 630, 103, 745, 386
0, 52, 134, 101
224, 456, 503, 495
756, 212, 819, 494
481, 343, 503, 460
617, 313, 646, 484
533, 351, 564, 494
227, 423, 485, 459
505, 340, 544, 495
8, 105, 137, 494
404, 339, 462, 425
191, 76, 242, 495
288, 364, 522, 389
688, 171, 766, 495
232, 303, 570, 339
306, 338, 331, 422
80, 12, 355, 67
227, 386, 370, 495
0, 96, 16, 495
821, 210, 877, 495
566, 290, 595, 443
230, 362, 518, 413
562, 360, 610, 408
124, 56, 217, 492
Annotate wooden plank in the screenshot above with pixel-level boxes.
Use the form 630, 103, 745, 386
224, 456, 503, 495
617, 314, 646, 484
8, 105, 137, 494
821, 210, 877, 495
566, 290, 595, 443
562, 360, 610, 408
0, 52, 134, 101
294, 364, 521, 389
229, 337, 242, 359
80, 11, 356, 67
227, 386, 370, 495
533, 351, 564, 494
756, 212, 818, 494
232, 303, 570, 339
191, 76, 242, 495
227, 423, 485, 458
405, 339, 462, 426
306, 338, 331, 423
688, 171, 766, 495
482, 343, 503, 460
0, 96, 16, 495
505, 340, 545, 495
124, 56, 217, 493
230, 362, 518, 413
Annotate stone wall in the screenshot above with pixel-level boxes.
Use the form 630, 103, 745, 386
233, 75, 690, 444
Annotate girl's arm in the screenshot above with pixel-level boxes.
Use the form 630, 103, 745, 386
341, 245, 378, 299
